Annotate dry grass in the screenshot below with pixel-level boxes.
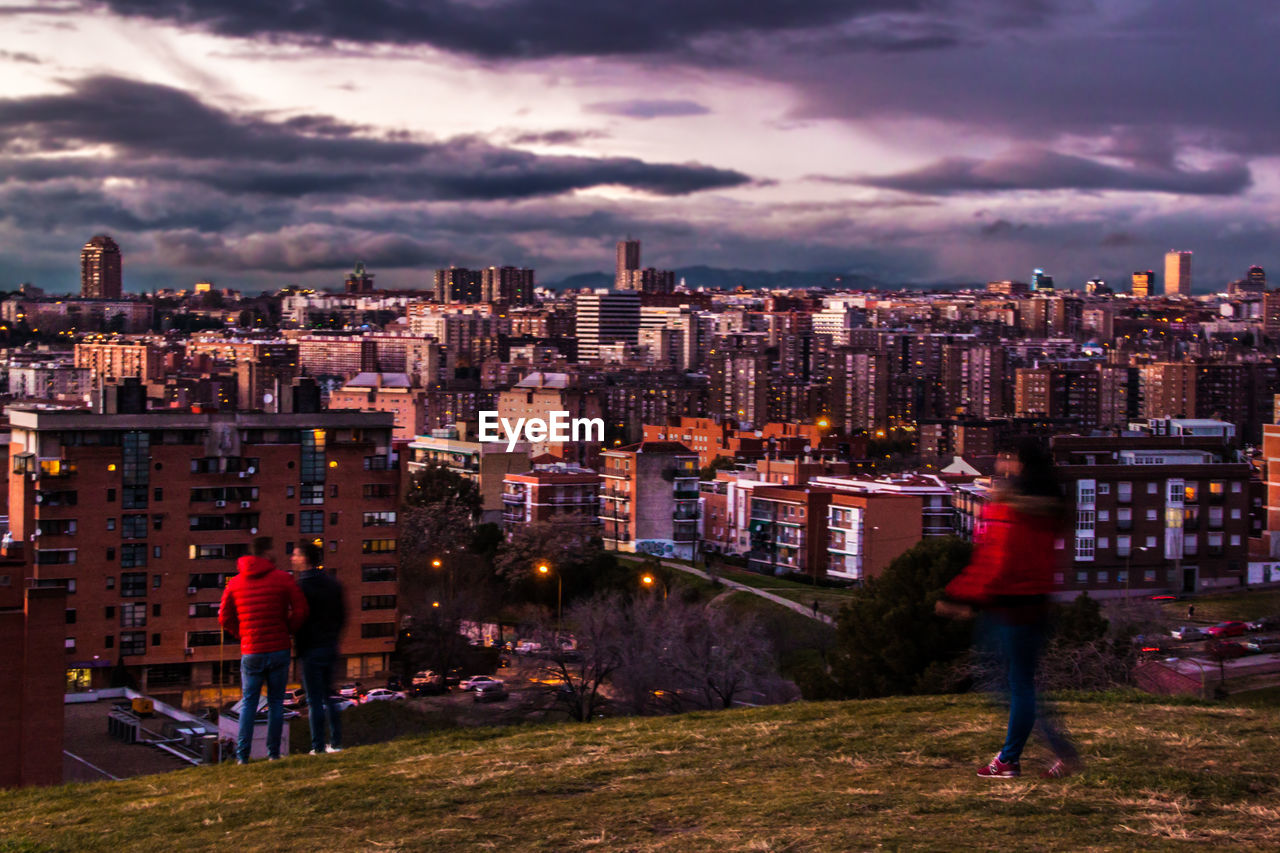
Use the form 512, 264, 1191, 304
3, 693, 1279, 852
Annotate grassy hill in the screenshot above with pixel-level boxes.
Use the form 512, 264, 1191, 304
4, 693, 1279, 852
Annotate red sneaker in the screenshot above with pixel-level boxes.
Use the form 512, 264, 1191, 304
1040, 758, 1081, 779
977, 754, 1021, 778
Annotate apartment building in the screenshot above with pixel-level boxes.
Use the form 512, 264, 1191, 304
7, 406, 401, 700
1052, 435, 1251, 595
501, 463, 602, 535
599, 441, 700, 560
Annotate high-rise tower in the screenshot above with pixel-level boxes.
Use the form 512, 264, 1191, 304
80, 234, 122, 299
615, 239, 641, 290
1164, 250, 1192, 296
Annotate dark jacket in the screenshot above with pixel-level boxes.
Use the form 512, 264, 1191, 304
220, 556, 308, 655
295, 568, 346, 656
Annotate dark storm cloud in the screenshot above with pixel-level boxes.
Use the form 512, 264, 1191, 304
509, 129, 610, 145
96, 0, 944, 59
775, 1, 1280, 157
586, 99, 711, 119
0, 50, 42, 64
842, 148, 1251, 196
0, 76, 751, 199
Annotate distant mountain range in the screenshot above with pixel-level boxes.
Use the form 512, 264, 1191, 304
543, 267, 958, 292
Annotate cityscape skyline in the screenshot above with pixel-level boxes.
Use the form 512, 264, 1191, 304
1, 2, 1279, 291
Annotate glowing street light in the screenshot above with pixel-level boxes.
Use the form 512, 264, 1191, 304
537, 562, 562, 629
641, 572, 668, 601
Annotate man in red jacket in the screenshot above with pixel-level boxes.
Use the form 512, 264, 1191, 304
220, 537, 308, 764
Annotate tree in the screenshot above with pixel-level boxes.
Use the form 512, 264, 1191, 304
544, 594, 626, 722
494, 520, 626, 607
404, 464, 482, 519
829, 537, 973, 699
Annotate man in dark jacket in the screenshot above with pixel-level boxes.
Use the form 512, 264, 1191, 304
220, 536, 307, 764
293, 542, 347, 755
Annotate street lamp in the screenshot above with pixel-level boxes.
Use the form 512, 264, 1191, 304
537, 562, 561, 631
641, 572, 668, 601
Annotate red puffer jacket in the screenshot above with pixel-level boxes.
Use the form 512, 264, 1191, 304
945, 497, 1062, 606
219, 556, 308, 655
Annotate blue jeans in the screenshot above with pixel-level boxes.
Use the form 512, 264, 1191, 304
988, 618, 1076, 765
237, 648, 291, 762
300, 645, 342, 752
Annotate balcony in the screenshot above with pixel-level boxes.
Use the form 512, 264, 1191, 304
37, 459, 77, 479
673, 490, 700, 500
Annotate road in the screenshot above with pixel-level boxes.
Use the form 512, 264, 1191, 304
624, 557, 836, 626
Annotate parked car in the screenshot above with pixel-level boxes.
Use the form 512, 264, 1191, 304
282, 688, 307, 709
1246, 617, 1280, 632
1171, 625, 1206, 641
362, 688, 406, 703
337, 683, 361, 698
460, 675, 503, 692
409, 679, 448, 697
1243, 636, 1280, 654
1206, 621, 1248, 638
473, 682, 509, 703
329, 696, 358, 712
1208, 641, 1247, 659
515, 641, 542, 655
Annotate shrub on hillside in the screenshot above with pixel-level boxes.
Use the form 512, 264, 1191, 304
829, 537, 973, 699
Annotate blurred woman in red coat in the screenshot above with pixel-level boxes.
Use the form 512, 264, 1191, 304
937, 438, 1080, 780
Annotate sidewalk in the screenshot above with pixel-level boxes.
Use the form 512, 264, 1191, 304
624, 556, 835, 626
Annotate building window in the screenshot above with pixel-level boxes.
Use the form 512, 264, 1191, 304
120, 571, 147, 597
286, 486, 295, 499
1232, 482, 1242, 493
106, 576, 115, 590
105, 635, 114, 649
65, 638, 75, 652
1147, 482, 1158, 495
1075, 571, 1088, 584
1145, 536, 1158, 549
361, 565, 397, 583
362, 539, 397, 554
300, 510, 324, 534
363, 511, 397, 527
152, 603, 161, 617
1144, 570, 1156, 583
66, 608, 76, 624
1097, 571, 1109, 584
187, 630, 227, 647
360, 622, 396, 638
122, 514, 148, 539
300, 484, 324, 505
153, 546, 162, 559
152, 573, 162, 589
106, 517, 116, 531
1097, 537, 1109, 549
1117, 482, 1132, 502
153, 514, 163, 531
120, 603, 147, 628
1097, 483, 1110, 496
1146, 509, 1157, 522
1116, 535, 1131, 557
1074, 536, 1095, 562
361, 595, 397, 611
121, 543, 148, 568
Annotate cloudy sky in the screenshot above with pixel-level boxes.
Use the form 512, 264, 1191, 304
0, 0, 1277, 293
